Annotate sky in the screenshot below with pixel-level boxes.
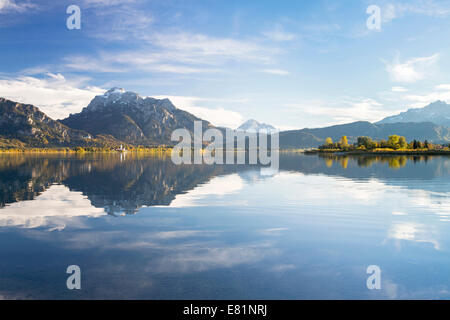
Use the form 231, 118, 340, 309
1, 0, 450, 130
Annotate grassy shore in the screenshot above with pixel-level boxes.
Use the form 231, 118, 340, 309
0, 147, 306, 154
0, 147, 173, 153
305, 148, 450, 155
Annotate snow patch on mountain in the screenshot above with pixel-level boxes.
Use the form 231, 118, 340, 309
377, 100, 450, 127
236, 119, 277, 133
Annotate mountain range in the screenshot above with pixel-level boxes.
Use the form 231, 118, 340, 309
377, 100, 450, 127
280, 101, 450, 148
0, 97, 118, 148
61, 88, 213, 146
1, 88, 449, 149
279, 120, 450, 148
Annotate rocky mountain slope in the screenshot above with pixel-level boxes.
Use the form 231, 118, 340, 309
2, 92, 450, 149
377, 100, 450, 127
61, 88, 213, 146
0, 98, 99, 147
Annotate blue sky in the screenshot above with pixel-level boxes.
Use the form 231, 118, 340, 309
1, 0, 450, 129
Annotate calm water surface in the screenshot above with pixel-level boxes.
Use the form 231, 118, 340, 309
0, 153, 449, 299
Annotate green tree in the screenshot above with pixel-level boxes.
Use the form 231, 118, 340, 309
357, 136, 375, 149
387, 135, 406, 149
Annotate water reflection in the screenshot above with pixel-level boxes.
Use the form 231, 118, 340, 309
0, 153, 246, 213
316, 154, 437, 169
1, 153, 449, 206
0, 185, 104, 230
0, 153, 450, 299
0, 153, 449, 228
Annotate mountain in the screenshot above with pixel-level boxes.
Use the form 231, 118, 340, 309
0, 98, 106, 148
61, 88, 213, 146
279, 131, 323, 148
2, 91, 450, 150
237, 119, 276, 133
279, 121, 450, 149
377, 100, 450, 127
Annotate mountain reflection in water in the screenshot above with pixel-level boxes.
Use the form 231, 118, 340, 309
1, 153, 450, 299
1, 153, 449, 214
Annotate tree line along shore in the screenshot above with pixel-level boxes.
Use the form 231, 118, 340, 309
308, 135, 450, 155
1, 134, 450, 155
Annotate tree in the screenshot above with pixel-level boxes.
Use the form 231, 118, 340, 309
357, 136, 375, 149
340, 136, 348, 148
398, 136, 407, 149
424, 140, 430, 149
387, 135, 400, 149
387, 135, 406, 150
325, 137, 333, 146
379, 139, 389, 148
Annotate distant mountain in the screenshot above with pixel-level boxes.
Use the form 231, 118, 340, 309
279, 131, 323, 148
377, 100, 450, 127
61, 88, 213, 146
237, 119, 277, 133
2, 91, 450, 150
279, 121, 450, 149
0, 98, 112, 148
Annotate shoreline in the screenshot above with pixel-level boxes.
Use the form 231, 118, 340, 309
0, 147, 173, 154
2, 148, 450, 156
305, 149, 450, 156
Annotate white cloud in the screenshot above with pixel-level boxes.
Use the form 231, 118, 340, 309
377, 1, 450, 24
65, 53, 222, 74
262, 69, 290, 76
64, 56, 127, 73
0, 0, 34, 13
382, 3, 397, 23
151, 33, 271, 62
388, 222, 439, 250
402, 91, 450, 107
391, 86, 408, 92
384, 82, 450, 110
0, 185, 105, 230
271, 264, 296, 272
386, 53, 439, 83
161, 174, 245, 208
151, 244, 274, 273
83, 0, 137, 6
146, 64, 221, 74
180, 105, 244, 128
88, 4, 153, 32
395, 0, 450, 18
285, 98, 394, 126
391, 83, 450, 107
435, 84, 450, 90
153, 95, 245, 128
79, 1, 278, 69
0, 73, 104, 119
262, 26, 296, 42
64, 31, 277, 74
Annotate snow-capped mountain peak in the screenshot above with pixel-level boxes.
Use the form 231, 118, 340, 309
236, 119, 277, 133
377, 100, 450, 127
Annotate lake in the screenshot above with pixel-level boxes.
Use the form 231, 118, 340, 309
0, 152, 449, 299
